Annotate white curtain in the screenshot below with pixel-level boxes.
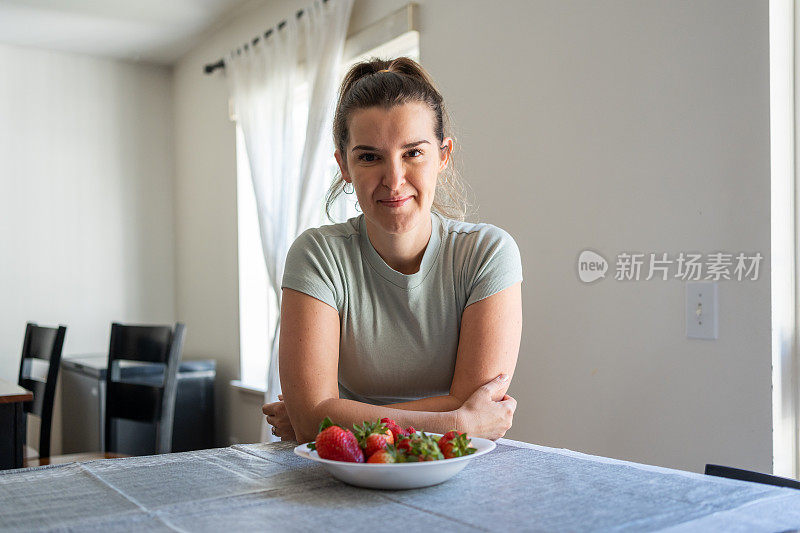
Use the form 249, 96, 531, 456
226, 0, 353, 442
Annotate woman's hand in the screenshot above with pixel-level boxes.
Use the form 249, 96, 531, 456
455, 374, 517, 440
262, 394, 297, 441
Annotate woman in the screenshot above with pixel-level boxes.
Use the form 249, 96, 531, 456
263, 57, 522, 443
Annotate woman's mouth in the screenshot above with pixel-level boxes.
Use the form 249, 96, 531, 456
378, 196, 412, 208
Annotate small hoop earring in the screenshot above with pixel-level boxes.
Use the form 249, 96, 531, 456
343, 182, 354, 194
355, 201, 361, 213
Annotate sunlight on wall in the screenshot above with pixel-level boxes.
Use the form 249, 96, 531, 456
769, 0, 797, 478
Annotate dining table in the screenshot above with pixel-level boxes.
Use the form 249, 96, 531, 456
1, 437, 799, 531
0, 378, 32, 471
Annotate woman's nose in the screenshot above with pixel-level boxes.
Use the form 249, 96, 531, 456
382, 158, 406, 191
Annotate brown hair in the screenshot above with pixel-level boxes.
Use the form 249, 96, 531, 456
326, 57, 471, 221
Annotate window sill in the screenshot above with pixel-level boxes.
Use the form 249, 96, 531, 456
230, 380, 265, 397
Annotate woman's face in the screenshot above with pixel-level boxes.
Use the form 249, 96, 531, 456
335, 102, 452, 237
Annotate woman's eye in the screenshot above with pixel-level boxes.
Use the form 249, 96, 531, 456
356, 149, 421, 162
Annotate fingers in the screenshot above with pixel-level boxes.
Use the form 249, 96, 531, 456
489, 373, 510, 388
262, 400, 286, 417
264, 396, 294, 439
277, 427, 296, 441
269, 416, 295, 436
480, 373, 510, 398
271, 424, 291, 439
263, 402, 280, 416
272, 423, 292, 434
265, 414, 291, 427
501, 394, 517, 414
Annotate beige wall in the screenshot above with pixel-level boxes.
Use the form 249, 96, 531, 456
174, 0, 772, 473
0, 43, 176, 454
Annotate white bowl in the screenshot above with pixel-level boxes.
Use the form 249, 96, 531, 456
293, 432, 496, 490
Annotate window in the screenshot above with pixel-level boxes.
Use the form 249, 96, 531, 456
236, 31, 420, 391
769, 0, 797, 479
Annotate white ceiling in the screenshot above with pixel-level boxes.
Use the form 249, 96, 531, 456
0, 0, 255, 65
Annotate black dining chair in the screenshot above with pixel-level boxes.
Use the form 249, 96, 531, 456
104, 322, 186, 455
17, 322, 67, 459
705, 464, 800, 490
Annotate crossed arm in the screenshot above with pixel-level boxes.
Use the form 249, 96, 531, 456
272, 282, 522, 443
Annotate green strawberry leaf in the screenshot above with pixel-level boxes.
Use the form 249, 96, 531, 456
351, 420, 389, 447
318, 416, 335, 433
310, 417, 345, 450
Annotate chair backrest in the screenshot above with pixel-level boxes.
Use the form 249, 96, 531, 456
104, 322, 186, 455
705, 464, 800, 490
17, 322, 67, 458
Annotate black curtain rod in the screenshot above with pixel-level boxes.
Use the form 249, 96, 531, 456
203, 0, 329, 75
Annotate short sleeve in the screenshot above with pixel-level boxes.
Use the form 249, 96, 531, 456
281, 229, 340, 311
464, 226, 523, 308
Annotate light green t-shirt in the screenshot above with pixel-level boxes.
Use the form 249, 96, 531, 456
281, 212, 523, 405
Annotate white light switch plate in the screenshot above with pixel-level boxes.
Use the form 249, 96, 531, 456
686, 281, 718, 339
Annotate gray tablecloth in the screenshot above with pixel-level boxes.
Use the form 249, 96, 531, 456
1, 439, 799, 532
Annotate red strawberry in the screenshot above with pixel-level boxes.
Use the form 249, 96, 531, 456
315, 426, 364, 463
439, 430, 461, 443
388, 424, 405, 441
438, 430, 463, 458
405, 426, 416, 434
380, 418, 406, 441
438, 432, 477, 459
402, 432, 444, 462
364, 433, 390, 458
439, 440, 456, 459
366, 448, 397, 463
396, 436, 412, 452
353, 420, 394, 450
